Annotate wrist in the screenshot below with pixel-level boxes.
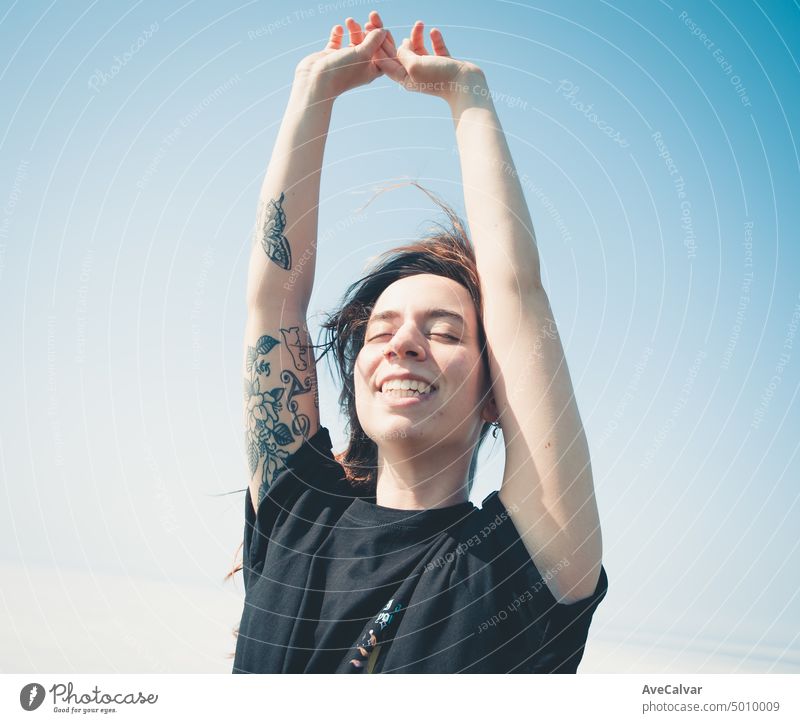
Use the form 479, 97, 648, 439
291, 68, 338, 109
447, 68, 493, 114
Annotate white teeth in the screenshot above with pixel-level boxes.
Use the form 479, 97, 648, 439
383, 389, 426, 398
381, 379, 435, 394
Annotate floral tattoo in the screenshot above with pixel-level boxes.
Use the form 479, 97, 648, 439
244, 328, 316, 505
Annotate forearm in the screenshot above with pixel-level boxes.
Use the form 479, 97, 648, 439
246, 75, 335, 310
449, 73, 541, 293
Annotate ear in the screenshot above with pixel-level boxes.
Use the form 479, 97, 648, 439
480, 395, 500, 425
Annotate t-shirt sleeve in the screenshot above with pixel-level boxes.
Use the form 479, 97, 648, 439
478, 490, 609, 673
241, 425, 345, 591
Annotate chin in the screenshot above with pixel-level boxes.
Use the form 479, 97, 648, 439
372, 422, 414, 444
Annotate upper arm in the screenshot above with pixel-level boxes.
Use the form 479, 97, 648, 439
243, 302, 320, 515
485, 286, 602, 603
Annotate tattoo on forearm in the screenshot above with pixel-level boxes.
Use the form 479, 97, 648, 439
280, 324, 319, 411
280, 326, 308, 370
259, 191, 292, 270
244, 328, 316, 505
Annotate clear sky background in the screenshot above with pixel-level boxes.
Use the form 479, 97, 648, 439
1, 0, 798, 673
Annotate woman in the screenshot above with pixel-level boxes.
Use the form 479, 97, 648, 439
231, 11, 607, 673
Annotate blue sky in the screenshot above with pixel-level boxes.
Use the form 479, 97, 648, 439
1, 0, 798, 671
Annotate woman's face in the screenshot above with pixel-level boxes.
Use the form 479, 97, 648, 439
354, 273, 496, 451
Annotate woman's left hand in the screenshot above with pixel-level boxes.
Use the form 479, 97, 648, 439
364, 12, 485, 106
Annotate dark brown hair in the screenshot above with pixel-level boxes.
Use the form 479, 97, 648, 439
223, 183, 499, 657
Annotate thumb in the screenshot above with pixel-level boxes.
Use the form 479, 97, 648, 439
356, 27, 387, 56
395, 38, 416, 69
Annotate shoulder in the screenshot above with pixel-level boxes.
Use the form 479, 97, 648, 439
250, 425, 351, 513
471, 490, 609, 613
242, 425, 359, 576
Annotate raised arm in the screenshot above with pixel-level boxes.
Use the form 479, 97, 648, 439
244, 20, 387, 511
372, 17, 602, 603
450, 71, 602, 604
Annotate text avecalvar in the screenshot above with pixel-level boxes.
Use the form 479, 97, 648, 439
642, 684, 703, 695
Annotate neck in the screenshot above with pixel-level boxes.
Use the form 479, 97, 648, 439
374, 438, 471, 510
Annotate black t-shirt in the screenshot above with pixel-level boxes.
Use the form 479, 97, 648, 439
232, 425, 608, 673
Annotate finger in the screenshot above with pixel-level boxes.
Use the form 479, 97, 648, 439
396, 37, 417, 61
374, 54, 408, 84
395, 38, 421, 79
410, 20, 429, 54
368, 28, 396, 57
429, 27, 450, 57
368, 10, 393, 47
346, 17, 364, 46
370, 45, 388, 75
356, 27, 387, 56
326, 24, 344, 50
379, 27, 397, 57
367, 13, 396, 55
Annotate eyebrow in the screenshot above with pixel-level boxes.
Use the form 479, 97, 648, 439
367, 308, 466, 327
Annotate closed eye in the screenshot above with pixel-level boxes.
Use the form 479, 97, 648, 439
369, 332, 459, 342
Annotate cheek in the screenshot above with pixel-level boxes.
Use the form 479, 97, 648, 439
443, 346, 474, 375
443, 350, 484, 400
354, 347, 380, 393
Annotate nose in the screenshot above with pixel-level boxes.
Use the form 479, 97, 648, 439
382, 323, 427, 360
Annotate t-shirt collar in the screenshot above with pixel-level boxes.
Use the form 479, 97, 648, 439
344, 496, 476, 531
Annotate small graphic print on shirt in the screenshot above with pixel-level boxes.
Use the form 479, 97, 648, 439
348, 598, 404, 673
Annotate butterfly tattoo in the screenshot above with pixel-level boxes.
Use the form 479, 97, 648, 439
260, 192, 292, 270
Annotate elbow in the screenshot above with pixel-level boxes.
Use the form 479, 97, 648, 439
550, 528, 603, 604
555, 561, 603, 604
246, 279, 310, 315
520, 272, 545, 298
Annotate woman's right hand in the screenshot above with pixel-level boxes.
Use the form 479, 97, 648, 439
294, 17, 387, 99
